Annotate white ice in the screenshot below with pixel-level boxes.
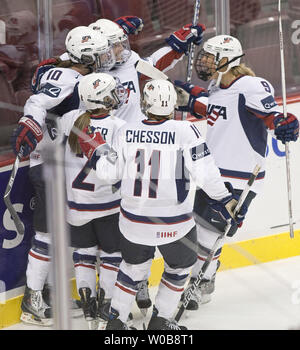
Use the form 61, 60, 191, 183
3, 255, 300, 331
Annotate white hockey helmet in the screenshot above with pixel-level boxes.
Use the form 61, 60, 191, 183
195, 35, 244, 82
65, 26, 115, 71
142, 79, 177, 117
89, 19, 131, 65
78, 72, 128, 111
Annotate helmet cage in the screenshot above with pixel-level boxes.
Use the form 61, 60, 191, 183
85, 77, 128, 110
195, 47, 244, 81
89, 19, 131, 65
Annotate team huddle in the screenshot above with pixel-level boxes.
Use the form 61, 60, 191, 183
11, 15, 299, 330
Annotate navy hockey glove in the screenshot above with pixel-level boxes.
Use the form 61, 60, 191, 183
31, 58, 58, 93
114, 16, 144, 35
78, 125, 106, 169
273, 112, 299, 144
11, 115, 43, 157
166, 23, 205, 55
208, 183, 248, 228
174, 80, 207, 118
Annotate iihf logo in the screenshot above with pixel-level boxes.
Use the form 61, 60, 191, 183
81, 35, 91, 43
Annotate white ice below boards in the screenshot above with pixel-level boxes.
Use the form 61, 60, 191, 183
4, 255, 300, 331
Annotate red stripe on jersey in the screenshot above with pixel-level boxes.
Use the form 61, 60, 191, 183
115, 282, 137, 296
197, 254, 220, 261
247, 109, 275, 129
100, 263, 119, 273
74, 263, 95, 270
154, 50, 183, 72
161, 278, 184, 292
194, 100, 207, 119
29, 250, 50, 262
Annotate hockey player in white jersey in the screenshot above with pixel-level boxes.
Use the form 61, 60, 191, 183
87, 18, 206, 312
10, 26, 115, 326
89, 18, 205, 124
59, 72, 127, 329
76, 79, 248, 330
174, 35, 299, 310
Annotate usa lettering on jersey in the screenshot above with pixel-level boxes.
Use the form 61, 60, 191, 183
207, 104, 227, 126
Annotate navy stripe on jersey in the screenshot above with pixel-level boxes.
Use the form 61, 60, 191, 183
48, 82, 80, 117
238, 94, 268, 157
219, 167, 265, 180
190, 124, 201, 138
68, 199, 120, 211
175, 150, 190, 203
72, 252, 97, 264
120, 206, 192, 225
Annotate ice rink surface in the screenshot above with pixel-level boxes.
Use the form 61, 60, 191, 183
3, 255, 300, 332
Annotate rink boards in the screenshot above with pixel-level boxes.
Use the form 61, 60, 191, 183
0, 99, 299, 328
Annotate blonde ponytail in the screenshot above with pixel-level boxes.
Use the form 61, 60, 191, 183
68, 112, 91, 154
231, 63, 256, 77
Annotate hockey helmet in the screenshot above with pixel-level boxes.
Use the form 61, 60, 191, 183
65, 26, 115, 71
141, 79, 177, 117
195, 35, 244, 82
78, 72, 128, 111
89, 19, 131, 66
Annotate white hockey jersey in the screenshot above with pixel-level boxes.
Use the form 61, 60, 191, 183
24, 67, 84, 167
203, 75, 281, 194
59, 110, 126, 226
95, 119, 230, 246
98, 47, 184, 124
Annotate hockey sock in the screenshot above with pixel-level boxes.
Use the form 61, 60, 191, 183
73, 247, 97, 298
99, 251, 122, 299
155, 264, 190, 319
26, 232, 51, 291
111, 259, 152, 323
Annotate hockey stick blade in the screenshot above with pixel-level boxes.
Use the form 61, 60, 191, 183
174, 164, 261, 322
3, 150, 25, 235
135, 60, 169, 81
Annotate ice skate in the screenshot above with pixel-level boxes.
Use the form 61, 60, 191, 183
147, 306, 187, 330
105, 308, 136, 330
78, 287, 98, 329
180, 276, 215, 310
20, 286, 53, 326
136, 280, 152, 316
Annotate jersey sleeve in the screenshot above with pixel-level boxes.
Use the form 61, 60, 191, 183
23, 68, 79, 127
181, 122, 229, 200
145, 46, 184, 74
243, 77, 281, 130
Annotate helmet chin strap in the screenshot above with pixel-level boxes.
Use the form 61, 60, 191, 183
214, 53, 245, 87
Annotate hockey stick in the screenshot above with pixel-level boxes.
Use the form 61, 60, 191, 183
135, 60, 169, 81
3, 148, 25, 235
175, 164, 261, 322
182, 0, 201, 120
278, 0, 294, 239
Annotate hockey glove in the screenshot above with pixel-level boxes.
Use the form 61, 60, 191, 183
78, 126, 106, 169
31, 58, 58, 93
273, 112, 299, 144
114, 16, 144, 35
166, 23, 205, 55
174, 80, 207, 119
11, 115, 43, 157
208, 183, 248, 228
